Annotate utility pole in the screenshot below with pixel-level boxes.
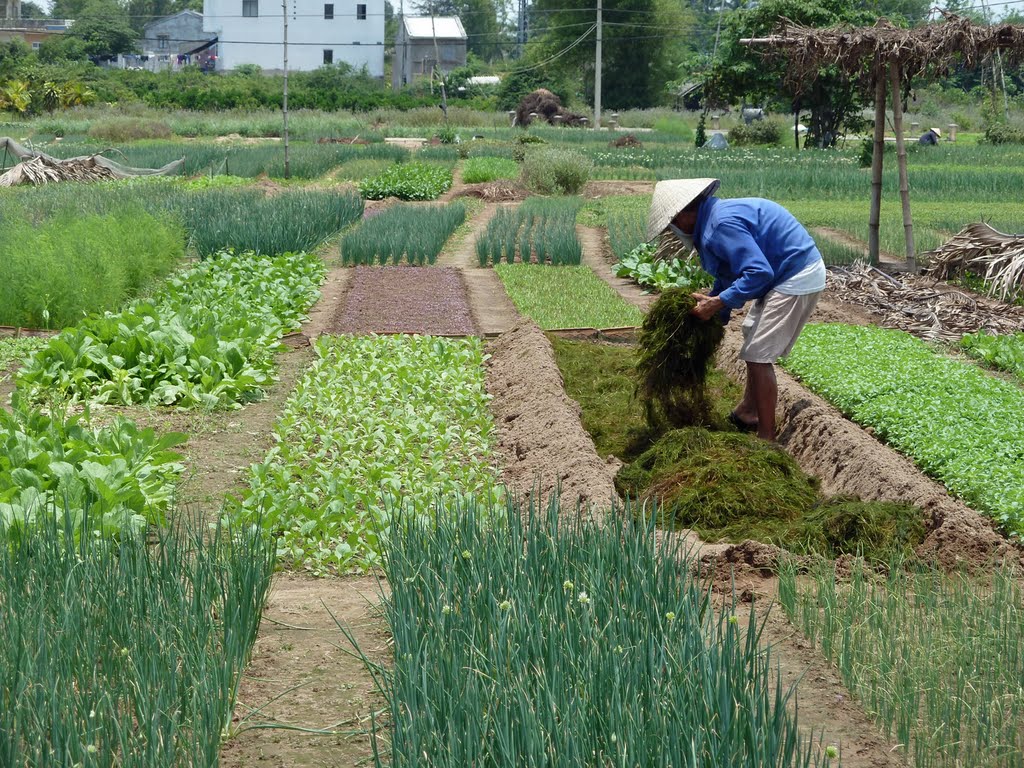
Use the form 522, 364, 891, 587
593, 0, 602, 129
282, 0, 290, 179
517, 0, 528, 58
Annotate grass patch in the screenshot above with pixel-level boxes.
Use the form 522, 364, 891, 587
494, 264, 643, 329
375, 498, 827, 767
550, 337, 739, 458
616, 429, 924, 561
578, 193, 650, 229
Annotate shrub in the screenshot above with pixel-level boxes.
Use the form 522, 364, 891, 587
87, 117, 173, 141
461, 156, 520, 184
359, 162, 453, 200
984, 122, 1024, 145
728, 120, 782, 146
521, 147, 592, 195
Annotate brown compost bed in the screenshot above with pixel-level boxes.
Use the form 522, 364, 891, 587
327, 265, 477, 336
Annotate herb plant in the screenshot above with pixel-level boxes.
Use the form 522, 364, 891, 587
0, 516, 273, 767
461, 156, 520, 184
615, 242, 713, 293
476, 197, 582, 266
340, 202, 466, 265
960, 331, 1024, 381
370, 499, 831, 767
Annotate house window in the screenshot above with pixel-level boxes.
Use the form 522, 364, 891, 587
356, 3, 366, 19
242, 0, 258, 16
31, 41, 41, 50
158, 34, 169, 50
324, 3, 333, 18
323, 49, 333, 64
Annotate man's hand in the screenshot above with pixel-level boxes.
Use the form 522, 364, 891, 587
690, 293, 725, 322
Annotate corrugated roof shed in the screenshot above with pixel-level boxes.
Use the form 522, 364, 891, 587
402, 16, 466, 40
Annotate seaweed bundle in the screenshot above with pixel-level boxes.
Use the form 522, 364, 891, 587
636, 289, 725, 428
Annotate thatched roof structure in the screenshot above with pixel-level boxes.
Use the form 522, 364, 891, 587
747, 13, 1024, 90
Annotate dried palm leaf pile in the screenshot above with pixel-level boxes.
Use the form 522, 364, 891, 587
0, 154, 119, 187
0, 137, 183, 187
636, 289, 724, 429
827, 263, 1024, 342
923, 222, 1024, 303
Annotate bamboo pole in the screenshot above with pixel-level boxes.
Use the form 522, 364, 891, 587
868, 61, 886, 266
889, 60, 915, 271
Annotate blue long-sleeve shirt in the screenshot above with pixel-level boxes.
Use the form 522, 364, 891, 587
694, 197, 821, 311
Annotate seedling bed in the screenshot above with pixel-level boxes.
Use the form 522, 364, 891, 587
329, 266, 477, 336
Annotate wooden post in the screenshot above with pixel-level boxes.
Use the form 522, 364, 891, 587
889, 61, 915, 271
868, 62, 886, 266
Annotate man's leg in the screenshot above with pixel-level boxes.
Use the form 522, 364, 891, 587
746, 361, 778, 441
733, 374, 758, 425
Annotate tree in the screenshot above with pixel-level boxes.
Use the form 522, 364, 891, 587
709, 0, 875, 147
522, 0, 694, 109
20, 1, 48, 18
62, 0, 138, 56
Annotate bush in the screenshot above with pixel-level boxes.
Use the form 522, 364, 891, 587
728, 120, 782, 146
461, 156, 520, 184
521, 147, 592, 195
984, 122, 1024, 145
87, 117, 172, 142
359, 162, 453, 200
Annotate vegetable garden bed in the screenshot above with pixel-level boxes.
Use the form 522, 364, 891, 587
476, 197, 582, 266
783, 323, 1024, 535
18, 250, 324, 409
232, 334, 498, 573
340, 202, 466, 265
329, 266, 477, 336
494, 264, 643, 330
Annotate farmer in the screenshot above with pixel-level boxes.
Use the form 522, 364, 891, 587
918, 127, 941, 145
647, 178, 825, 442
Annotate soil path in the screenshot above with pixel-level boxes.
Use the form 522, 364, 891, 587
578, 224, 656, 312
220, 575, 388, 768
437, 201, 521, 335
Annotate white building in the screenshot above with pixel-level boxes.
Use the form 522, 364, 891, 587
203, 0, 384, 75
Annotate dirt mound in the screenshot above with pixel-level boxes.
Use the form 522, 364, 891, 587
516, 89, 586, 128
609, 134, 643, 148
717, 321, 1022, 571
455, 180, 529, 202
485, 320, 618, 514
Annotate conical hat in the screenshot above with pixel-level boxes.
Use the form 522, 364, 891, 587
930, 127, 941, 137
647, 178, 720, 241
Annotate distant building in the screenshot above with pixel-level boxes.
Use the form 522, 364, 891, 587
203, 0, 384, 75
0, 18, 68, 51
392, 15, 466, 90
141, 10, 215, 57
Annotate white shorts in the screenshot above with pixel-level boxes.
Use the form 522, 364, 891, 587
739, 289, 822, 364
